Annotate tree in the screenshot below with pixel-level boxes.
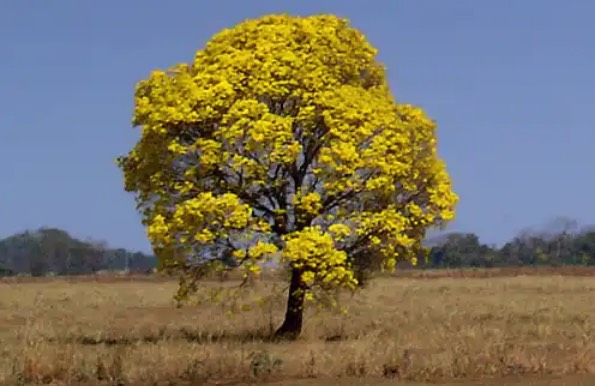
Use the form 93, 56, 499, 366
427, 233, 496, 268
574, 230, 595, 265
117, 14, 458, 338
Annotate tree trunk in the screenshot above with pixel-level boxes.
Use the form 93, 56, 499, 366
274, 268, 305, 340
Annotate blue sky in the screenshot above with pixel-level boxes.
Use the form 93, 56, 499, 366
1, 1, 594, 252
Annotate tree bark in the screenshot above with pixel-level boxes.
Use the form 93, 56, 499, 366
274, 268, 305, 340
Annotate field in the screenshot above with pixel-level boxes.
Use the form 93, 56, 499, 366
1, 268, 595, 385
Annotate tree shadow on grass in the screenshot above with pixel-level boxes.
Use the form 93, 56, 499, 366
51, 326, 282, 346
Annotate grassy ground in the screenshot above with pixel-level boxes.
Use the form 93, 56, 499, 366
0, 268, 594, 385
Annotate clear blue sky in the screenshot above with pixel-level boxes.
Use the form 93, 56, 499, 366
1, 1, 594, 252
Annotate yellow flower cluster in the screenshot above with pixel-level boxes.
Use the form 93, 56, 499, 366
293, 191, 323, 221
148, 192, 251, 249
282, 226, 358, 290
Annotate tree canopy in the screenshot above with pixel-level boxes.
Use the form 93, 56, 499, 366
118, 14, 458, 337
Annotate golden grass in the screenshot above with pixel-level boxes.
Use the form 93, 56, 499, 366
1, 269, 595, 385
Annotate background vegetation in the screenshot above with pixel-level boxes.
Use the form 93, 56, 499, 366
0, 228, 155, 277
1, 218, 593, 278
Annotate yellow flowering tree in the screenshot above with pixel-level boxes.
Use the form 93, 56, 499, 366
117, 14, 458, 338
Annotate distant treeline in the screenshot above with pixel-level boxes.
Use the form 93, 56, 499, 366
420, 226, 595, 269
1, 222, 594, 277
0, 228, 156, 277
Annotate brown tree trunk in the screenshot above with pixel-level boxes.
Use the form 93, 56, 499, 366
274, 268, 305, 340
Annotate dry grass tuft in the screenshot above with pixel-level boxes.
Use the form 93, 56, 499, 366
1, 269, 595, 385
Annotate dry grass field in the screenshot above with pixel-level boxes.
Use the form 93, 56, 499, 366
1, 268, 595, 385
